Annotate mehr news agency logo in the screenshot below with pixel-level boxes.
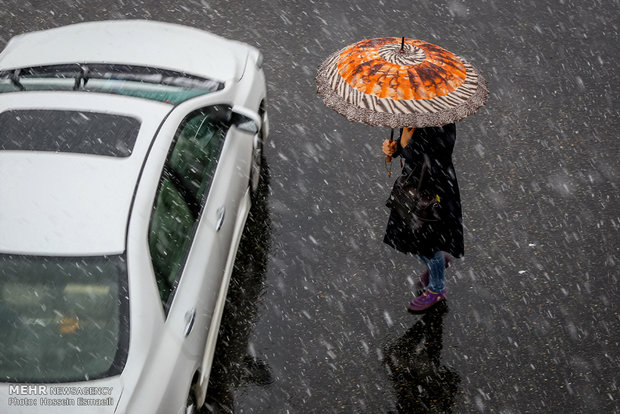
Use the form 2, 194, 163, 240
8, 384, 114, 407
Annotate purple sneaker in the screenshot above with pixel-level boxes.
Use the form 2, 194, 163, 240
415, 254, 452, 290
407, 289, 446, 312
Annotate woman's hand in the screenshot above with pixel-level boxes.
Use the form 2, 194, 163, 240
382, 139, 397, 156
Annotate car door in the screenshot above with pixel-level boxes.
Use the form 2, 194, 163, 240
147, 105, 232, 358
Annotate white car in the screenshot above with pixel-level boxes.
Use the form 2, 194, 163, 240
0, 20, 268, 413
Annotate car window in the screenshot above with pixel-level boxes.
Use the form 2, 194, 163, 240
0, 64, 224, 105
0, 254, 129, 382
148, 178, 194, 297
169, 113, 222, 206
148, 107, 229, 308
0, 109, 140, 156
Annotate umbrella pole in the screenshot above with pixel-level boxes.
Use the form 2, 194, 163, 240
386, 128, 394, 177
386, 128, 394, 163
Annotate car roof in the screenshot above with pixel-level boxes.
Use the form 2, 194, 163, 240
0, 20, 250, 83
0, 92, 171, 256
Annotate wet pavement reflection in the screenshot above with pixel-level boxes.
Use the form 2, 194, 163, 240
383, 303, 460, 413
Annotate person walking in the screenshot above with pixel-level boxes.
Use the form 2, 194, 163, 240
382, 125, 464, 312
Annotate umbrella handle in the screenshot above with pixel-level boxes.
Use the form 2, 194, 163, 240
385, 132, 396, 177
386, 138, 393, 163
386, 128, 396, 163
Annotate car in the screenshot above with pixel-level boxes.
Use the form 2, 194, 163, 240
0, 20, 268, 413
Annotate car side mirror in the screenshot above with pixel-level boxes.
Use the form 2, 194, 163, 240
205, 105, 233, 124
231, 106, 261, 135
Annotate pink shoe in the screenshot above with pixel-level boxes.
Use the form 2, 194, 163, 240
407, 289, 446, 312
415, 254, 452, 290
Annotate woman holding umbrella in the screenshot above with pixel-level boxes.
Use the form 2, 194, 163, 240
382, 125, 463, 311
316, 37, 488, 312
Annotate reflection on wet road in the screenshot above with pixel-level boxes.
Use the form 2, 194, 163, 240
383, 303, 460, 413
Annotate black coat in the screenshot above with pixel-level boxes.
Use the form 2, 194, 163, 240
383, 124, 464, 258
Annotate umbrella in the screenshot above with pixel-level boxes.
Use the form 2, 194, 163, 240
315, 37, 488, 129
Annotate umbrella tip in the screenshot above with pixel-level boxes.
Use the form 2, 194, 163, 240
400, 36, 405, 52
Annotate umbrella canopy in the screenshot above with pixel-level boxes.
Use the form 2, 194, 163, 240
316, 37, 488, 128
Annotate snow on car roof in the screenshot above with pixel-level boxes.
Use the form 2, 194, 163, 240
0, 20, 251, 83
0, 92, 171, 256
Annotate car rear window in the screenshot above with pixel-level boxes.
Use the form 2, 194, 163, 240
0, 254, 129, 382
0, 109, 140, 156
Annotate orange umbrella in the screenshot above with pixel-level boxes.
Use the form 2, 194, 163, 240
316, 37, 488, 129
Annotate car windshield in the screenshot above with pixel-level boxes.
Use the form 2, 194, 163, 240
0, 109, 140, 156
0, 254, 129, 382
0, 64, 224, 105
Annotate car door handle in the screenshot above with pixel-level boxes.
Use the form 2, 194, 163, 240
184, 308, 196, 337
216, 206, 226, 231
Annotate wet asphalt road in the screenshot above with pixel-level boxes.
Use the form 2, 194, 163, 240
2, 0, 618, 412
